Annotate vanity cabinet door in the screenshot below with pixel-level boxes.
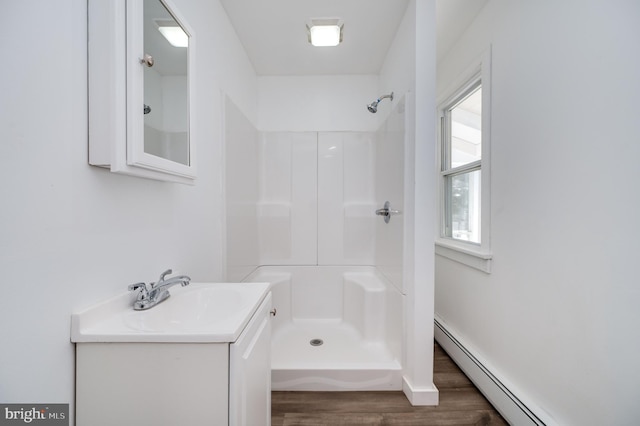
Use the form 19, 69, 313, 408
75, 343, 228, 426
229, 293, 272, 426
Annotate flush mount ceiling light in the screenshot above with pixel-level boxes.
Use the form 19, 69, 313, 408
156, 19, 188, 47
307, 19, 343, 47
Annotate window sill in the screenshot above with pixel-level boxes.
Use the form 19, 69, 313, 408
435, 239, 492, 273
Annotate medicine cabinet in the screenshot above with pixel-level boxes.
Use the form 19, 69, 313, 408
88, 0, 196, 184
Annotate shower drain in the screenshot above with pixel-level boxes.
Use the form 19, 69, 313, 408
309, 338, 324, 347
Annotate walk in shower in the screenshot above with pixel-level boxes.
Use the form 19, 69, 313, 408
224, 93, 407, 390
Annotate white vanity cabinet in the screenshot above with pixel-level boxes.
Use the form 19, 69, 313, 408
74, 291, 272, 426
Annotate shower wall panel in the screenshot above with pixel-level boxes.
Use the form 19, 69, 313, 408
258, 132, 317, 265
375, 97, 406, 291
226, 115, 405, 276
318, 132, 376, 265
257, 131, 377, 266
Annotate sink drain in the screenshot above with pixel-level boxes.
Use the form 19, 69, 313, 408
309, 338, 324, 347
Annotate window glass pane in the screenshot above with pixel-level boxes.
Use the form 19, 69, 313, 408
450, 87, 481, 168
448, 169, 481, 243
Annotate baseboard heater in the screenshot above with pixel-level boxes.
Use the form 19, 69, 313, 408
434, 318, 549, 426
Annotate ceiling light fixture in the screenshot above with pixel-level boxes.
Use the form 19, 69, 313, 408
307, 19, 343, 47
156, 19, 188, 48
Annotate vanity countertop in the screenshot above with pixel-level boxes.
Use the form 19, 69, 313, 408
71, 282, 270, 343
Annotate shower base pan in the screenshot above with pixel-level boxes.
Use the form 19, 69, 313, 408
271, 320, 402, 391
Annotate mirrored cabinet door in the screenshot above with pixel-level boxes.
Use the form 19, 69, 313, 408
88, 0, 196, 184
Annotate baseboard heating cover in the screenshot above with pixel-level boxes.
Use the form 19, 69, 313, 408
434, 317, 554, 426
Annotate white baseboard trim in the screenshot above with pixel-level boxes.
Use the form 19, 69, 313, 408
434, 317, 550, 426
402, 376, 439, 406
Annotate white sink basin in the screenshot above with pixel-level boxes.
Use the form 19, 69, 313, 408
71, 282, 270, 343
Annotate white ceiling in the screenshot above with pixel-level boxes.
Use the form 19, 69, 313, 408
220, 0, 488, 76
436, 0, 489, 62
220, 0, 409, 76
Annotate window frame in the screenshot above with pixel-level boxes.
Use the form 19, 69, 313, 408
436, 49, 492, 273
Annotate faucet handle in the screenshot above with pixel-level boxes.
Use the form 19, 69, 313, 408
128, 282, 149, 296
158, 269, 173, 282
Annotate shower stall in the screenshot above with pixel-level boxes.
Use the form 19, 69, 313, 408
224, 91, 408, 391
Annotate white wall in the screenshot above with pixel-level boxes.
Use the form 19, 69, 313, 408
258, 75, 379, 132
378, 0, 416, 117
224, 96, 260, 281
0, 0, 257, 420
435, 0, 640, 424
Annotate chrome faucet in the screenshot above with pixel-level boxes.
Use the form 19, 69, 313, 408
128, 269, 191, 310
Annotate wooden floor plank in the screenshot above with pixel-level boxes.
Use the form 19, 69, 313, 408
277, 410, 507, 426
272, 390, 498, 415
283, 413, 384, 425
273, 391, 419, 414
380, 411, 505, 426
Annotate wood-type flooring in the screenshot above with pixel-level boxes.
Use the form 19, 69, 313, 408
271, 342, 508, 426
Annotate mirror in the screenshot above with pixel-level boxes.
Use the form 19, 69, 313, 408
142, 0, 190, 166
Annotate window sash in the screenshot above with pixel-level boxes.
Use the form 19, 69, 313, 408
442, 166, 481, 243
441, 79, 482, 173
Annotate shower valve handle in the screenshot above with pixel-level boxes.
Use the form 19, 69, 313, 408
376, 201, 399, 224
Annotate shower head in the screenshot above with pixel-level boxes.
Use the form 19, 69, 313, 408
367, 92, 394, 113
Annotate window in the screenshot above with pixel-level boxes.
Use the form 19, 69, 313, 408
442, 81, 482, 243
436, 51, 491, 272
